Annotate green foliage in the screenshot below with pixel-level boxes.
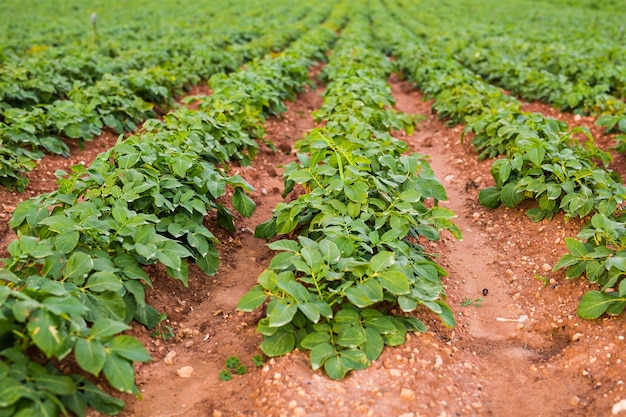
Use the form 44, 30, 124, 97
0, 1, 347, 413
240, 8, 459, 380
218, 369, 233, 381
220, 356, 249, 379
554, 213, 626, 318
0, 0, 336, 191
252, 355, 264, 367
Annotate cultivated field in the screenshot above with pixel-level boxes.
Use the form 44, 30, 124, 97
1, 0, 625, 416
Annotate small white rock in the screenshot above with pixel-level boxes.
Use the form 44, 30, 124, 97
613, 398, 626, 414
176, 366, 194, 378
401, 388, 416, 401
163, 350, 177, 365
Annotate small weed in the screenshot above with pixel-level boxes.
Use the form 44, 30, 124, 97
225, 356, 240, 369
219, 369, 232, 381
534, 273, 550, 287
219, 356, 257, 380
252, 355, 264, 367
461, 297, 483, 307
149, 313, 175, 340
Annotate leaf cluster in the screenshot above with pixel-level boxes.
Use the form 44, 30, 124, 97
554, 213, 626, 318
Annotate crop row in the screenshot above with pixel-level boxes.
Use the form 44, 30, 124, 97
397, 0, 626, 149
1, 0, 298, 57
238, 3, 460, 380
0, 1, 331, 191
1, 0, 311, 110
0, 4, 347, 414
379, 0, 626, 318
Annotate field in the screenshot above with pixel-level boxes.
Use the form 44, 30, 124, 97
1, 0, 626, 416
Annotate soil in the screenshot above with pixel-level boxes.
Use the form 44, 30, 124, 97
3, 70, 626, 417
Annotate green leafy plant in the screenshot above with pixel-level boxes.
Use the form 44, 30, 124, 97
252, 355, 264, 367
219, 369, 233, 381
149, 314, 175, 341
239, 11, 459, 380
554, 213, 626, 318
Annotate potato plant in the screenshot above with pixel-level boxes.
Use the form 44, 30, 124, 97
239, 6, 460, 380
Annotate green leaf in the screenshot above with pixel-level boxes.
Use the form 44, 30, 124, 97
75, 339, 107, 376
267, 302, 298, 328
577, 291, 614, 319
27, 310, 61, 358
369, 251, 395, 273
103, 353, 135, 393
298, 302, 321, 323
232, 188, 256, 218
527, 146, 546, 167
478, 187, 501, 209
377, 270, 410, 295
90, 318, 131, 339
500, 182, 524, 208
553, 254, 579, 271
260, 329, 295, 357
399, 189, 422, 203
344, 285, 376, 308
323, 354, 350, 380
436, 301, 457, 327
55, 231, 80, 253
43, 295, 88, 316
267, 239, 300, 252
86, 271, 123, 293
254, 219, 276, 240
156, 240, 193, 271
237, 289, 267, 311
498, 159, 511, 183
335, 327, 366, 348
109, 335, 152, 362
340, 348, 370, 370
300, 331, 331, 350
80, 379, 125, 414
344, 181, 368, 203
309, 342, 335, 371
0, 377, 31, 407
319, 239, 341, 264
362, 327, 384, 361
565, 238, 589, 258
63, 252, 93, 285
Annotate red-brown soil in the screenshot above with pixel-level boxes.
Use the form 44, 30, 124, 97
2, 72, 625, 417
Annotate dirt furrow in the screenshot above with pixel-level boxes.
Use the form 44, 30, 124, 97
390, 75, 591, 417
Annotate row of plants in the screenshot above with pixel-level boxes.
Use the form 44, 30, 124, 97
451, 36, 626, 101
0, 0, 286, 57
238, 5, 461, 380
447, 37, 626, 143
0, 5, 347, 414
401, 0, 626, 153
0, 1, 333, 192
383, 0, 626, 222
378, 0, 626, 318
403, 0, 626, 99
0, 0, 312, 110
